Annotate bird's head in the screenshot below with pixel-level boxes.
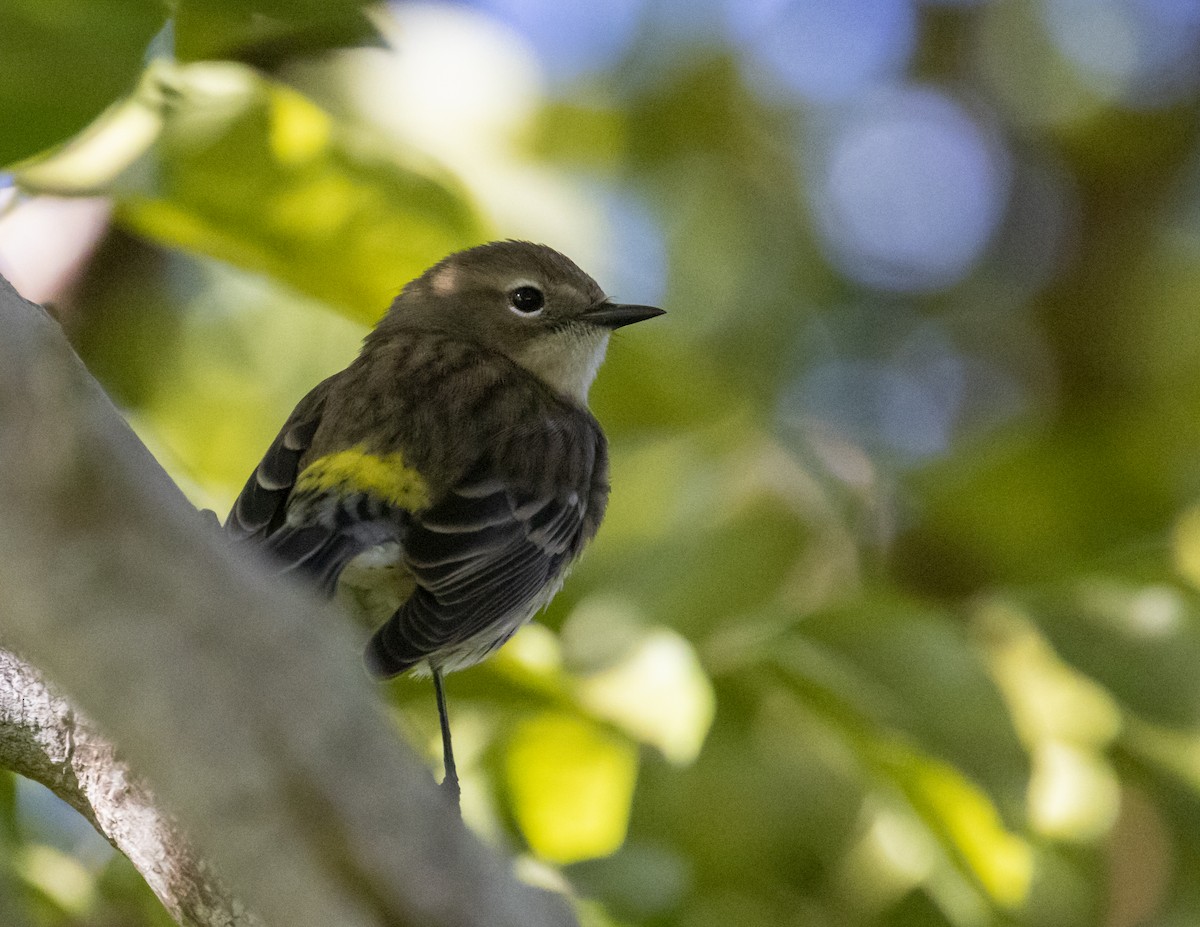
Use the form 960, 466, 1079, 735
377, 240, 663, 405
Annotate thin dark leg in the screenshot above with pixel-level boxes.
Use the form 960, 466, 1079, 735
432, 667, 461, 811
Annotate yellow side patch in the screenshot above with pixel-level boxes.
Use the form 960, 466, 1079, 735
295, 446, 431, 511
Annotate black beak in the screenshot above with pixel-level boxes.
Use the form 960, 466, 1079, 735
582, 301, 666, 330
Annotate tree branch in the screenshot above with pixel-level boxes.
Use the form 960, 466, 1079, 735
0, 649, 263, 926
0, 272, 576, 927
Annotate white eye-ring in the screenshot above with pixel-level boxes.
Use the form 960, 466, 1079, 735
508, 283, 545, 316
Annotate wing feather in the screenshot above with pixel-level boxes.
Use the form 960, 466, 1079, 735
364, 430, 602, 678
226, 377, 405, 592
226, 384, 328, 540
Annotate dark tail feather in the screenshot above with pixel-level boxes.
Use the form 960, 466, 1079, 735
364, 613, 425, 679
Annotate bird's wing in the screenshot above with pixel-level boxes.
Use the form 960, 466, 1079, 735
226, 381, 330, 541
364, 442, 600, 677
226, 378, 407, 594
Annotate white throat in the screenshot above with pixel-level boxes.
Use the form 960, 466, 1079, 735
515, 328, 610, 405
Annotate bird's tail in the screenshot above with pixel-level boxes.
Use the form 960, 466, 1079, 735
363, 617, 423, 679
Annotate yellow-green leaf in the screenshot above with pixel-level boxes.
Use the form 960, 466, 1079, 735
505, 713, 638, 865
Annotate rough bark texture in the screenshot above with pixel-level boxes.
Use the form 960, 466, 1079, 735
0, 273, 576, 927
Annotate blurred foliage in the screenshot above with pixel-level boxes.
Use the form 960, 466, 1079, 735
0, 0, 166, 167
172, 0, 386, 64
19, 61, 480, 323
5, 2, 1200, 927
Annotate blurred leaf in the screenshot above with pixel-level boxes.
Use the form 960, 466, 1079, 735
174, 0, 386, 64
873, 745, 1033, 909
93, 852, 178, 927
1018, 844, 1106, 927
1108, 738, 1200, 927
437, 621, 714, 766
22, 61, 481, 324
622, 689, 871, 925
1030, 579, 1200, 728
591, 334, 739, 432
67, 233, 194, 408
979, 602, 1123, 843
575, 627, 715, 764
979, 599, 1122, 750
0, 771, 16, 844
630, 487, 812, 638
776, 598, 1030, 820
505, 712, 639, 865
898, 414, 1187, 598
881, 890, 955, 927
15, 845, 97, 918
1122, 721, 1200, 809
566, 842, 690, 924
126, 256, 365, 499
573, 896, 635, 927
768, 602, 1037, 916
0, 0, 167, 167
0, 773, 23, 927
533, 100, 628, 171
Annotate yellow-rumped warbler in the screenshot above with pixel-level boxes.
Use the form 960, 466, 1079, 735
225, 240, 662, 805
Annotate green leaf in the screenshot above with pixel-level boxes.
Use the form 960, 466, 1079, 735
871, 744, 1033, 909
174, 0, 386, 64
1030, 579, 1200, 727
775, 598, 1030, 822
0, 771, 16, 845
505, 712, 639, 864
0, 0, 167, 167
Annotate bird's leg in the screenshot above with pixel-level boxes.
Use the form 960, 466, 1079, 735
432, 666, 461, 811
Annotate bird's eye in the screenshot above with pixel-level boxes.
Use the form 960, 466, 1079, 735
508, 285, 545, 316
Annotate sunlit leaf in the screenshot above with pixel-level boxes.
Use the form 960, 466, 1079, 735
873, 745, 1033, 908
505, 712, 639, 865
979, 601, 1123, 841
15, 845, 97, 917
24, 61, 481, 324
576, 627, 715, 764
1173, 504, 1200, 590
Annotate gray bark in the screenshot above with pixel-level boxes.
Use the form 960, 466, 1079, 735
0, 272, 576, 927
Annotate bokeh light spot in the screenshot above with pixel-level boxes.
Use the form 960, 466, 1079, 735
796, 360, 953, 460
465, 0, 646, 86
782, 311, 990, 466
808, 87, 1010, 292
1040, 0, 1200, 107
726, 0, 917, 103
374, 4, 543, 159
1028, 741, 1120, 839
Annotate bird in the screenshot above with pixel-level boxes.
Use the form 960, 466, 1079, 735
224, 240, 663, 807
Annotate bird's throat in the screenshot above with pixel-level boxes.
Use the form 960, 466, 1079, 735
514, 328, 610, 406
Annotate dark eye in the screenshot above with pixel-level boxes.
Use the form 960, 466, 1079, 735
509, 285, 545, 315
